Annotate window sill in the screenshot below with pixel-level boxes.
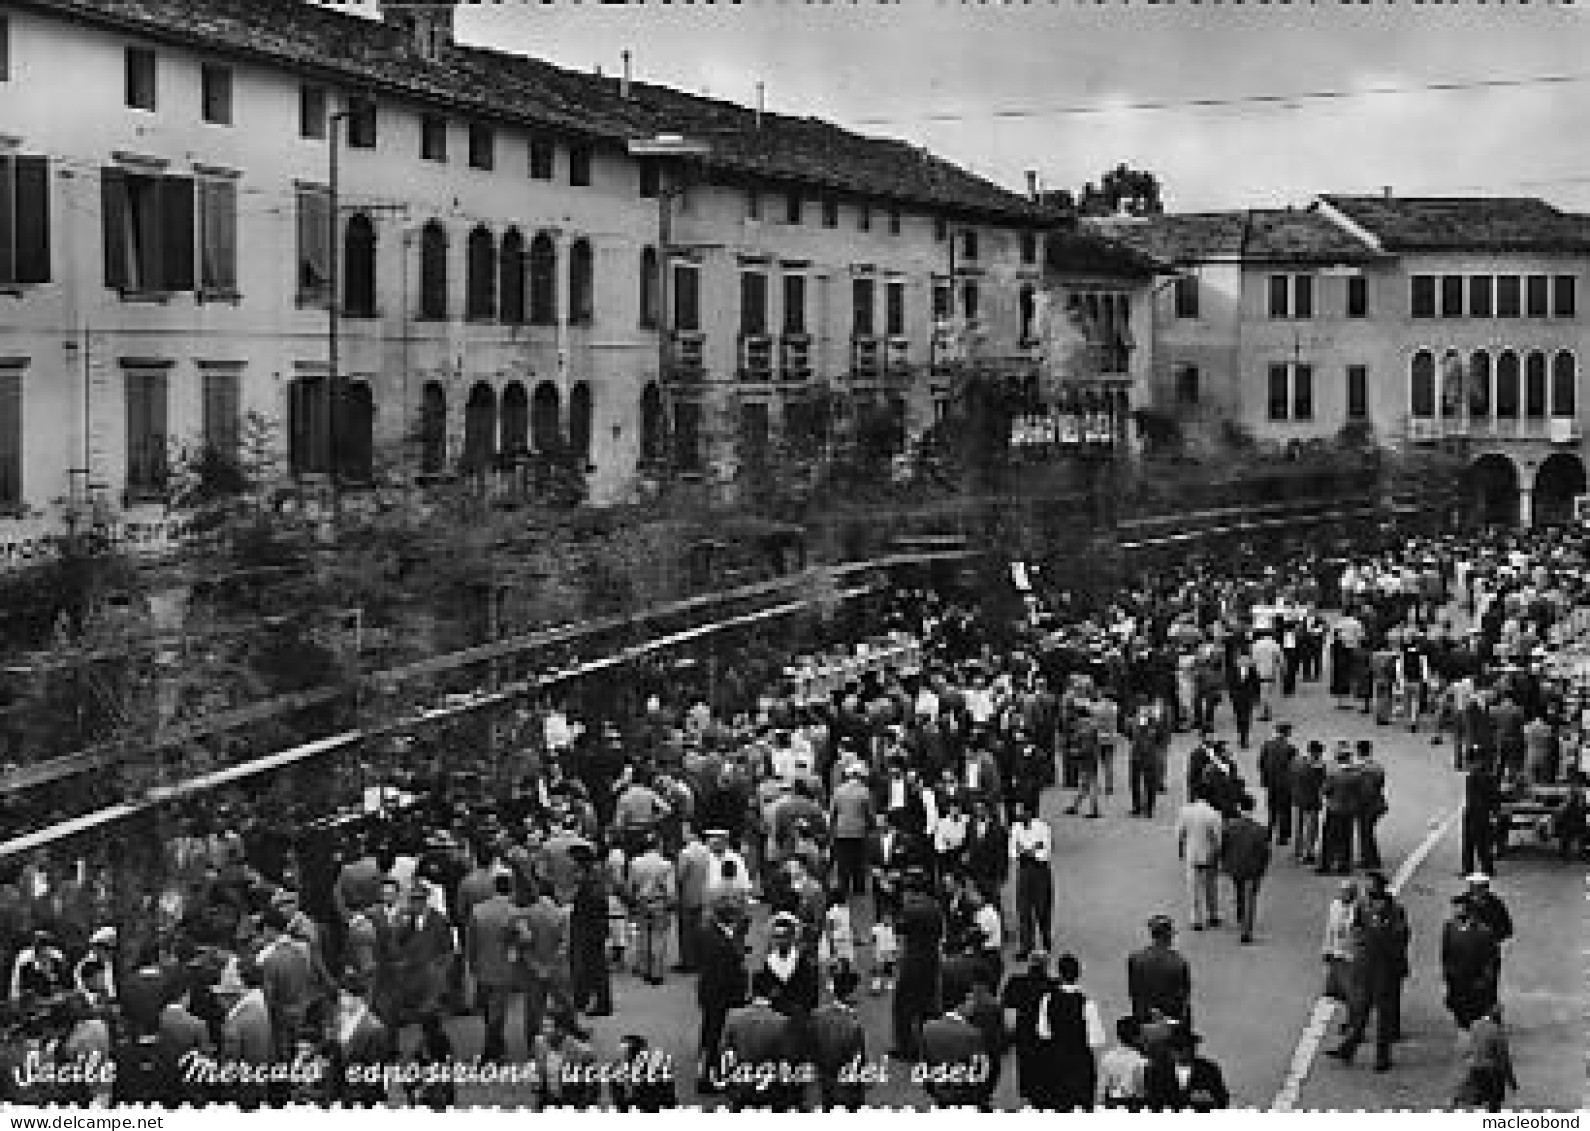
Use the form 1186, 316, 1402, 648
198, 289, 242, 306
0, 504, 27, 520
118, 290, 172, 305
296, 294, 331, 310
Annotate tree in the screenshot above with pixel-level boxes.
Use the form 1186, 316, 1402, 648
1076, 163, 1164, 218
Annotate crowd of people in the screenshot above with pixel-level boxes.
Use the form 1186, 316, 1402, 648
0, 520, 1580, 1111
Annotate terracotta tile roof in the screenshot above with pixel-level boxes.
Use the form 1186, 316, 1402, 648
29, 0, 1048, 222
1085, 210, 1376, 266
1045, 225, 1167, 277
1245, 208, 1378, 263
1320, 195, 1590, 253
1084, 213, 1248, 264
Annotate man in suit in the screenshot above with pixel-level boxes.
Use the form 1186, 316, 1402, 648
395, 881, 455, 1028
1461, 760, 1502, 878
1174, 788, 1224, 930
695, 899, 748, 1095
829, 765, 875, 898
519, 879, 579, 1044
466, 872, 523, 1063
627, 834, 677, 985
717, 970, 806, 1111
1327, 870, 1409, 1072
760, 912, 820, 1020
257, 908, 316, 1058
892, 871, 943, 1061
1220, 795, 1272, 944
1127, 915, 1191, 1026
674, 826, 713, 973
809, 965, 868, 1109
964, 800, 1009, 905
919, 974, 991, 1109
1257, 722, 1297, 845
331, 970, 395, 1108
1317, 745, 1359, 876
214, 959, 272, 1109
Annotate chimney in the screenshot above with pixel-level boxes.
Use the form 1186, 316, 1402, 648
621, 50, 632, 100
1382, 185, 1393, 200
1025, 169, 1039, 201
595, 64, 604, 79
755, 82, 765, 129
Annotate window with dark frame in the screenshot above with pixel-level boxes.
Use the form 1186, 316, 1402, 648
1411, 351, 1436, 417
961, 280, 979, 322
1267, 364, 1289, 420
1470, 275, 1493, 318
0, 17, 9, 84
1526, 351, 1548, 417
528, 137, 554, 180
746, 188, 760, 221
1496, 352, 1520, 417
1174, 275, 1199, 319
418, 220, 448, 321
197, 176, 237, 299
638, 159, 660, 199
1527, 274, 1549, 318
858, 203, 871, 232
1554, 275, 1577, 319
568, 238, 594, 325
125, 46, 156, 110
0, 155, 53, 286
821, 197, 838, 228
1020, 232, 1037, 265
1410, 275, 1436, 319
638, 246, 660, 329
1347, 275, 1368, 319
124, 367, 169, 497
1269, 275, 1289, 319
1553, 351, 1577, 417
342, 212, 376, 317
852, 278, 874, 338
465, 226, 496, 321
1346, 365, 1368, 420
672, 263, 699, 332
785, 190, 801, 225
1175, 364, 1200, 406
886, 280, 905, 338
468, 123, 494, 171
1018, 286, 1034, 344
887, 209, 901, 236
421, 115, 448, 162
295, 186, 331, 306
961, 229, 978, 260
740, 271, 768, 336
346, 96, 377, 148
200, 64, 232, 125
1292, 363, 1313, 420
1440, 275, 1463, 319
299, 86, 328, 140
200, 364, 241, 462
934, 216, 947, 242
101, 168, 195, 296
567, 143, 591, 187
1293, 275, 1313, 320
783, 276, 806, 336
1497, 275, 1521, 318
0, 367, 20, 508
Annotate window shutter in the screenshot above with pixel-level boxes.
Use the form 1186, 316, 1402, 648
0, 370, 20, 506
101, 168, 129, 291
13, 156, 49, 284
160, 176, 194, 291
200, 179, 236, 293
0, 156, 13, 285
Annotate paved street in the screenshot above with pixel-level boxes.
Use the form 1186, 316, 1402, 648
439, 668, 1584, 1110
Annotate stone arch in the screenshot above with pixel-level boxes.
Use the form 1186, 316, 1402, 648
462, 382, 497, 472
1534, 452, 1587, 527
1471, 452, 1520, 527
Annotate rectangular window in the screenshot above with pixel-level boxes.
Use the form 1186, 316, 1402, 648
288, 375, 329, 476
933, 282, 951, 322
1346, 365, 1368, 420
934, 216, 947, 243
785, 191, 801, 225
1347, 275, 1368, 319
1497, 275, 1521, 318
740, 272, 767, 336
1174, 275, 1199, 319
672, 263, 699, 332
1267, 363, 1289, 420
200, 64, 232, 125
1293, 363, 1313, 420
1527, 274, 1549, 318
821, 197, 838, 228
887, 209, 901, 236
858, 204, 871, 233
783, 275, 806, 335
1020, 232, 1038, 265
1410, 275, 1436, 319
125, 368, 168, 497
638, 159, 660, 199
300, 85, 327, 140
568, 143, 591, 186
1554, 275, 1576, 319
468, 123, 494, 171
1441, 275, 1464, 319
1293, 275, 1313, 320
1470, 275, 1493, 318
528, 137, 554, 180
852, 278, 875, 338
197, 177, 237, 298
961, 281, 979, 322
200, 364, 241, 461
295, 186, 331, 307
1269, 274, 1290, 319
885, 280, 905, 337
0, 154, 52, 285
1175, 365, 1199, 406
961, 230, 978, 260
345, 96, 377, 149
419, 115, 447, 162
0, 16, 9, 84
101, 169, 194, 295
0, 366, 18, 508
125, 46, 156, 110
745, 189, 760, 221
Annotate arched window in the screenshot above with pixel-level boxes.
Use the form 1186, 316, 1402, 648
569, 381, 593, 464
1410, 350, 1436, 418
639, 246, 660, 329
639, 382, 665, 464
1469, 351, 1491, 418
568, 238, 594, 325
499, 229, 526, 325
462, 382, 496, 471
465, 226, 496, 322
419, 381, 447, 472
337, 380, 375, 484
419, 221, 448, 321
529, 233, 557, 325
343, 213, 377, 318
1552, 351, 1576, 418
1526, 350, 1548, 418
500, 381, 529, 458
1496, 351, 1520, 418
531, 381, 560, 452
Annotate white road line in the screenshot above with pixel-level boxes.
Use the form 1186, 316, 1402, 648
1269, 807, 1460, 1112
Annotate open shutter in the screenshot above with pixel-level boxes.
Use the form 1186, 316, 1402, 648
160, 175, 194, 292
0, 156, 13, 285
0, 369, 20, 506
200, 179, 236, 293
13, 157, 50, 285
101, 168, 128, 291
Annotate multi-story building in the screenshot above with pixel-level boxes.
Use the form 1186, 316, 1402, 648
0, 0, 1050, 557
1096, 195, 1590, 526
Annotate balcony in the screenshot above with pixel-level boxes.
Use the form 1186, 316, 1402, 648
852, 336, 881, 381
737, 334, 773, 382
886, 337, 910, 374
780, 335, 812, 382
666, 331, 705, 384
1404, 416, 1581, 444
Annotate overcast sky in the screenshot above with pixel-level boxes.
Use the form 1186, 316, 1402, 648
364, 2, 1590, 212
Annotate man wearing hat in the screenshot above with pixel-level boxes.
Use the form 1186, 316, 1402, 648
717, 970, 806, 1111
1257, 723, 1297, 846
466, 871, 525, 1063
1441, 891, 1501, 1029
1463, 873, 1514, 962
214, 957, 272, 1107
1461, 759, 1502, 878
1355, 740, 1388, 872
1127, 916, 1191, 1027
829, 762, 875, 899
695, 899, 749, 1096
1327, 870, 1408, 1071
893, 869, 944, 1061
1317, 743, 1359, 876
760, 911, 820, 1019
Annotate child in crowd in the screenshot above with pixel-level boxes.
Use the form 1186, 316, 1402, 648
868, 912, 899, 996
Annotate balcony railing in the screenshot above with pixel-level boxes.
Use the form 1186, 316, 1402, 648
1404, 416, 1579, 443
886, 337, 910, 374
780, 335, 812, 382
737, 334, 773, 382
852, 335, 881, 380
666, 331, 705, 384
